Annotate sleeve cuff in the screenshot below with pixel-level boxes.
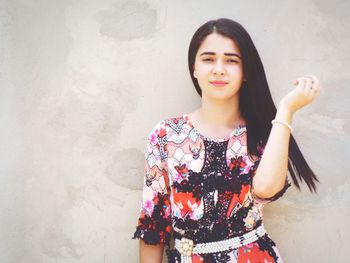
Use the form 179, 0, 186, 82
132, 215, 171, 246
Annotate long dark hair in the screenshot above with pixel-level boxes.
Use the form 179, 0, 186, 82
188, 18, 319, 193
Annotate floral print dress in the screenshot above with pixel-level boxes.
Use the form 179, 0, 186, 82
132, 114, 291, 263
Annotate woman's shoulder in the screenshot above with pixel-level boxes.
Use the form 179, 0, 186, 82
146, 113, 188, 142
146, 119, 167, 141
149, 113, 186, 130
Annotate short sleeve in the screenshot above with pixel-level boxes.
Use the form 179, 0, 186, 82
132, 120, 172, 246
250, 144, 292, 205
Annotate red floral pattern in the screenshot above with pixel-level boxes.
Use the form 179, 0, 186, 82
132, 114, 291, 262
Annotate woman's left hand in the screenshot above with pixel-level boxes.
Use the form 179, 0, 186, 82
279, 74, 322, 114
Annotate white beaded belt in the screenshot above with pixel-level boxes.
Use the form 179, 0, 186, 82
174, 224, 267, 263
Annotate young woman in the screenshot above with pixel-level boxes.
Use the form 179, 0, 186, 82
132, 18, 321, 263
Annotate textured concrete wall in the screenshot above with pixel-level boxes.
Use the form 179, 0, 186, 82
0, 0, 349, 262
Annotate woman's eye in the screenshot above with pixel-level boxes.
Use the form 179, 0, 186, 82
227, 59, 238, 63
202, 58, 214, 62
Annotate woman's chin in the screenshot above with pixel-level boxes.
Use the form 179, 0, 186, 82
204, 92, 238, 101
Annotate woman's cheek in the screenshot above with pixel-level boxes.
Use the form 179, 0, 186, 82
199, 67, 211, 76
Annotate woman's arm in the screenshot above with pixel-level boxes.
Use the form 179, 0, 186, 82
139, 240, 165, 263
253, 74, 321, 199
252, 103, 293, 199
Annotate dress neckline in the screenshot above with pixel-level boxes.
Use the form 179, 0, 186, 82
182, 113, 246, 143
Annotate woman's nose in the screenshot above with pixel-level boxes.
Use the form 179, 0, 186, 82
212, 60, 225, 75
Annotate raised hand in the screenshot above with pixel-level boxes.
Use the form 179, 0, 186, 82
279, 74, 322, 114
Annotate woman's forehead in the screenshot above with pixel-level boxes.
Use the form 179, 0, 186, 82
197, 33, 241, 55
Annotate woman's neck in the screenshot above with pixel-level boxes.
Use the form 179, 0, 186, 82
197, 94, 243, 129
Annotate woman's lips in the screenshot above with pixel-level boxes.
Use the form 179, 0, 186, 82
210, 81, 228, 87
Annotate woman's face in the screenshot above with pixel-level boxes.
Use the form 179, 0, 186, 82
193, 32, 245, 100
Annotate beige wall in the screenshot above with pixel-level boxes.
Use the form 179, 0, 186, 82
0, 0, 349, 262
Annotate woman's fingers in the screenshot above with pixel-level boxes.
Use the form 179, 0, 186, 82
294, 75, 321, 98
304, 77, 313, 97
305, 74, 321, 89
305, 74, 320, 87
294, 77, 304, 90
306, 75, 322, 98
307, 75, 322, 96
287, 74, 322, 112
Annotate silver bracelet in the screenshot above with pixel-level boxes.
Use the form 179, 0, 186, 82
271, 119, 293, 133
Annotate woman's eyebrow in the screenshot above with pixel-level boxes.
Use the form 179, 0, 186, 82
225, 53, 241, 59
199, 51, 241, 59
